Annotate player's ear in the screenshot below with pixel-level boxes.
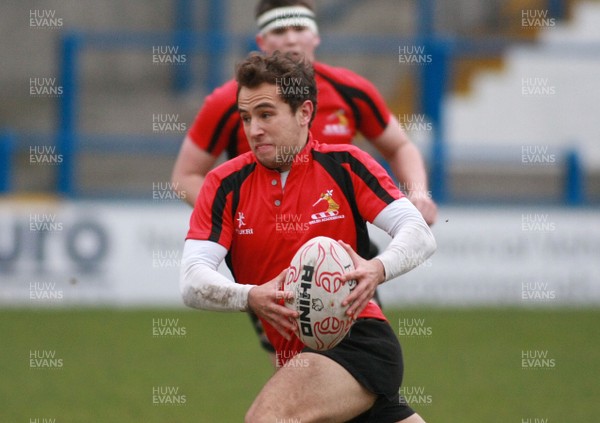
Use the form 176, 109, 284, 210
313, 34, 321, 49
256, 34, 266, 52
298, 100, 314, 126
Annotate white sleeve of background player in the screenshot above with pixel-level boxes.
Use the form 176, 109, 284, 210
372, 197, 437, 281
179, 239, 256, 312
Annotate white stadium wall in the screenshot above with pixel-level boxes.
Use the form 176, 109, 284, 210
444, 1, 600, 169
1, 200, 598, 308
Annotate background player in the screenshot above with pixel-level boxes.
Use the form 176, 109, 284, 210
180, 51, 435, 423
171, 0, 437, 225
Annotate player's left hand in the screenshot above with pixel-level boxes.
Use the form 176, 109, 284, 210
408, 192, 438, 226
338, 240, 385, 318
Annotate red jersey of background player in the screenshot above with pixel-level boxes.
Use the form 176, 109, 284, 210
186, 134, 402, 361
187, 62, 392, 159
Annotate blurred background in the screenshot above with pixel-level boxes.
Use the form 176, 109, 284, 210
1, 0, 599, 421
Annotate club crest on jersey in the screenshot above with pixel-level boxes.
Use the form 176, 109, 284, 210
235, 212, 254, 235
309, 190, 346, 225
323, 109, 352, 137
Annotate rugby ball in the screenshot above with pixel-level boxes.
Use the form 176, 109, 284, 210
284, 236, 357, 350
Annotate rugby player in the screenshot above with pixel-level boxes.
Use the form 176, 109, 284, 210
172, 0, 437, 361
180, 51, 435, 423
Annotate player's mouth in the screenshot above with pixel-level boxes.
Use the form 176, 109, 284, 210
254, 143, 274, 154
283, 50, 302, 58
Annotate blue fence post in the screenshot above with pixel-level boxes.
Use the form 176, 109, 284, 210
206, 0, 227, 91
417, 0, 435, 38
173, 0, 194, 92
548, 0, 567, 20
58, 32, 80, 196
420, 39, 450, 203
564, 149, 584, 205
0, 130, 15, 193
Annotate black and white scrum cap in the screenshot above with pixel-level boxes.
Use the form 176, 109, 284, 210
257, 6, 318, 35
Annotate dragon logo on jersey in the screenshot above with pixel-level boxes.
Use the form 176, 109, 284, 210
309, 190, 345, 225
323, 109, 352, 137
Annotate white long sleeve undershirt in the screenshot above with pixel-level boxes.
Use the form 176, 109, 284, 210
180, 197, 436, 312
373, 197, 437, 281
180, 240, 255, 311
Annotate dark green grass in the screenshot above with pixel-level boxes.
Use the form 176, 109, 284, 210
1, 308, 598, 422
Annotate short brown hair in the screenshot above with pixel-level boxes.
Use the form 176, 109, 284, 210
236, 51, 318, 125
255, 0, 316, 19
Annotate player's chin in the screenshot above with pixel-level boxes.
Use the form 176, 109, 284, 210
258, 155, 289, 171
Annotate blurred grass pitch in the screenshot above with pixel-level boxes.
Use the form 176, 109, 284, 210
1, 308, 598, 422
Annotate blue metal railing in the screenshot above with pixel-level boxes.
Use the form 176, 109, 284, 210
0, 130, 15, 193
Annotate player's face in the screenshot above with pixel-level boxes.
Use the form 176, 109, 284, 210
257, 26, 320, 62
238, 83, 313, 171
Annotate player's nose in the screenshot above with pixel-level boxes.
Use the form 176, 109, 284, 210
282, 29, 299, 45
249, 119, 264, 138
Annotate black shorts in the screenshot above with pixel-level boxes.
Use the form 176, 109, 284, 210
303, 318, 415, 423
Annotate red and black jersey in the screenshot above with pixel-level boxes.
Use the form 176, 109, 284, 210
187, 61, 392, 159
187, 134, 402, 357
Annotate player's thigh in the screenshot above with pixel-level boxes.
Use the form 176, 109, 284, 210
246, 352, 376, 422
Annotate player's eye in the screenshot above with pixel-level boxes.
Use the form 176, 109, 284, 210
271, 27, 287, 35
240, 115, 251, 124
292, 26, 307, 32
261, 112, 272, 119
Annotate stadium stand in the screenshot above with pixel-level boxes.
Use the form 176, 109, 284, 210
444, 1, 600, 202
0, 0, 592, 202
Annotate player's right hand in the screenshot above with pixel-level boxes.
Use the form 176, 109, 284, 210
247, 269, 298, 341
408, 193, 438, 226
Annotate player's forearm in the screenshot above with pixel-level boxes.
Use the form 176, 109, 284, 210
373, 198, 436, 281
180, 240, 255, 311
389, 142, 430, 197
171, 172, 203, 207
